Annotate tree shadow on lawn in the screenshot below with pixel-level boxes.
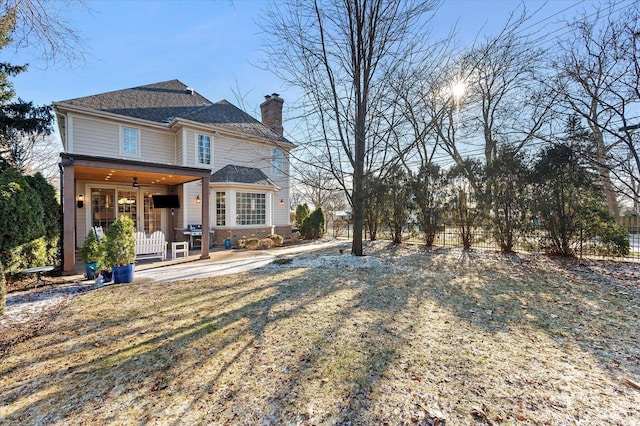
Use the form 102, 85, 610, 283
421, 248, 640, 378
1, 266, 427, 424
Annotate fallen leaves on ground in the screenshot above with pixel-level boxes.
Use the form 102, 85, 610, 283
0, 242, 638, 425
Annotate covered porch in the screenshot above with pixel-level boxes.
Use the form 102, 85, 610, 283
59, 153, 212, 274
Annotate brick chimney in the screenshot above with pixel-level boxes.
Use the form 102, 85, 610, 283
260, 93, 284, 136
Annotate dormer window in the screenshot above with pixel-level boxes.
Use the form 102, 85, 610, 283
121, 127, 139, 156
197, 133, 211, 165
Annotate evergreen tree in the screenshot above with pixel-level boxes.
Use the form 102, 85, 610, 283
481, 147, 531, 253
295, 203, 310, 228
412, 163, 447, 248
382, 165, 411, 245
532, 117, 628, 256
0, 8, 53, 173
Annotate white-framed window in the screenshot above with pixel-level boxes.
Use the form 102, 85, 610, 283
121, 127, 140, 156
236, 192, 265, 225
216, 191, 226, 226
272, 148, 283, 173
197, 134, 211, 165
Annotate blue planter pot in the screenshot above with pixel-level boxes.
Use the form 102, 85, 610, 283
224, 238, 232, 249
85, 262, 99, 280
113, 264, 135, 284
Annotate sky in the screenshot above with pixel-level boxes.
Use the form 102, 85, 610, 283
3, 0, 605, 144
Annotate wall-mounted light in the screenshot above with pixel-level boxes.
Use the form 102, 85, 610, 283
77, 193, 84, 209
132, 177, 139, 188
279, 199, 284, 206
195, 194, 201, 204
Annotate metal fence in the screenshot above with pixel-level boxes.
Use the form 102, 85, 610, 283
328, 222, 640, 262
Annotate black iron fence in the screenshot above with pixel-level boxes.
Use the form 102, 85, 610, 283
328, 222, 640, 262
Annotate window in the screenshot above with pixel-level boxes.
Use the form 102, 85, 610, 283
121, 127, 139, 156
216, 191, 226, 226
144, 192, 162, 234
236, 192, 265, 225
197, 134, 211, 165
272, 148, 283, 173
117, 190, 138, 224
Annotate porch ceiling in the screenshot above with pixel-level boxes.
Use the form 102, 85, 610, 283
74, 166, 198, 186
61, 153, 212, 186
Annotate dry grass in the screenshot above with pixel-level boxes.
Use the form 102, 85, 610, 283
1, 243, 639, 425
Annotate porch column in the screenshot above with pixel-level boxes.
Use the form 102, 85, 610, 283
200, 176, 210, 259
62, 162, 76, 274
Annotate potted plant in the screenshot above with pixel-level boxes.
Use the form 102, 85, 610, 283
102, 216, 136, 284
79, 229, 102, 280
224, 231, 233, 249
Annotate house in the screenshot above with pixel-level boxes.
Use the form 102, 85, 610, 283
54, 80, 295, 274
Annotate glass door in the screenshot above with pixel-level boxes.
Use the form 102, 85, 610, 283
91, 188, 116, 230
117, 190, 138, 223
143, 191, 162, 235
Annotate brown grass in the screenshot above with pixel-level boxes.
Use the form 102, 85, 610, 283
1, 243, 639, 425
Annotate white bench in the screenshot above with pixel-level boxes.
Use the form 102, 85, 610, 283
135, 231, 167, 261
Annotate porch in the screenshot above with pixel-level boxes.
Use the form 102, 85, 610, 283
60, 153, 213, 274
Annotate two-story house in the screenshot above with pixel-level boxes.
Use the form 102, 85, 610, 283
55, 80, 294, 274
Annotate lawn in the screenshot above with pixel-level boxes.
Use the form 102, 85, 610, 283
1, 242, 639, 425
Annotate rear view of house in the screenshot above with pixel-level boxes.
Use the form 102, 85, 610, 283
55, 80, 294, 274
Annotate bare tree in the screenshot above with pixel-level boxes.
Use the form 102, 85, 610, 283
22, 134, 61, 185
550, 2, 640, 220
432, 9, 550, 184
261, 0, 440, 255
1, 0, 85, 65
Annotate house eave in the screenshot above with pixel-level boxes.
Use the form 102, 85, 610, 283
169, 117, 296, 150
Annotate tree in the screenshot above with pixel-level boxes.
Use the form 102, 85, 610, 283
1, 0, 84, 65
549, 3, 640, 220
381, 164, 411, 244
480, 146, 531, 253
0, 6, 54, 173
447, 160, 482, 251
262, 0, 440, 255
294, 203, 310, 228
412, 163, 446, 247
363, 174, 386, 241
300, 207, 325, 239
295, 165, 347, 225
0, 167, 44, 252
426, 9, 550, 188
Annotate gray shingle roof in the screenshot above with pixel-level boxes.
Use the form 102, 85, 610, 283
210, 165, 278, 188
57, 79, 291, 145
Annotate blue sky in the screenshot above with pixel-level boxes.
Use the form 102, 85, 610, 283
5, 0, 591, 138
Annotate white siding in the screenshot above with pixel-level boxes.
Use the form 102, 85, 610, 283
72, 116, 120, 157
139, 128, 175, 163
70, 114, 176, 164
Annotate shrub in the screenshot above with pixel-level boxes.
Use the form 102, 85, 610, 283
333, 219, 348, 237
295, 204, 310, 228
300, 207, 325, 239
267, 234, 283, 246
102, 216, 136, 269
260, 238, 275, 249
80, 230, 102, 264
244, 238, 260, 250
1, 238, 48, 276
25, 173, 60, 240
0, 168, 45, 253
